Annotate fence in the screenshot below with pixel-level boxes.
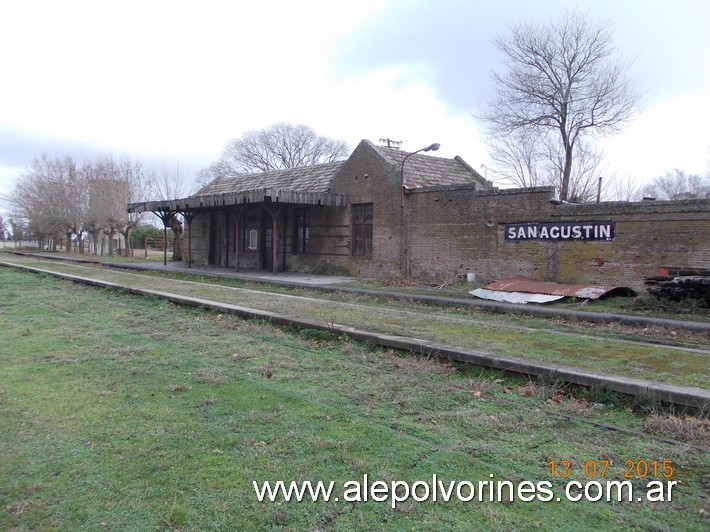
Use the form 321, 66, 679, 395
136, 237, 174, 259
0, 240, 40, 249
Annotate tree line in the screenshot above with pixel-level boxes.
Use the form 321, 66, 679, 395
9, 154, 192, 256
7, 9, 709, 251
5, 125, 345, 256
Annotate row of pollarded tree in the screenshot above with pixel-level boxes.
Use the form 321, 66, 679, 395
11, 154, 151, 256
9, 126, 347, 260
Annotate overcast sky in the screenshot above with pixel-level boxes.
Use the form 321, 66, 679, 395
1, 0, 709, 213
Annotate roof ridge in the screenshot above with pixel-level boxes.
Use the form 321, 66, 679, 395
360, 140, 401, 168
222, 159, 345, 180
196, 160, 344, 197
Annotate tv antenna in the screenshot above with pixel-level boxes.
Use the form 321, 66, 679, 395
379, 138, 402, 149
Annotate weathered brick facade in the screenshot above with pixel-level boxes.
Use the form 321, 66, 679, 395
130, 140, 710, 293
404, 187, 710, 290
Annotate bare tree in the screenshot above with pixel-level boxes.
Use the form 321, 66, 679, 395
488, 129, 545, 189
546, 140, 607, 202
210, 122, 349, 177
194, 166, 217, 192
149, 157, 193, 199
83, 156, 121, 256
59, 156, 86, 252
480, 10, 639, 201
11, 153, 149, 255
12, 163, 47, 245
606, 175, 643, 202
83, 172, 110, 255
147, 157, 194, 260
489, 131, 609, 202
79, 154, 148, 256
7, 216, 27, 242
642, 169, 710, 200
12, 154, 84, 250
114, 156, 148, 257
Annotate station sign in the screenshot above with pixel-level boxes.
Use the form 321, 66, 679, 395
505, 221, 615, 242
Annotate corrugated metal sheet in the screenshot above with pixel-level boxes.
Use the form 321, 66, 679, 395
470, 277, 636, 304
470, 288, 563, 304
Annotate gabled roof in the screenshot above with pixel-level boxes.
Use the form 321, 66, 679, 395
127, 161, 348, 213
376, 146, 490, 189
127, 139, 491, 214
196, 161, 344, 196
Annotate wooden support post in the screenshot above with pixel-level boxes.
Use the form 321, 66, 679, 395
187, 217, 192, 268
153, 209, 177, 267
272, 212, 278, 275
224, 211, 230, 268
177, 211, 199, 269
234, 211, 241, 272
162, 222, 168, 266
260, 204, 283, 275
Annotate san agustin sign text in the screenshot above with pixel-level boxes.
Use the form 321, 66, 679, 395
505, 222, 615, 242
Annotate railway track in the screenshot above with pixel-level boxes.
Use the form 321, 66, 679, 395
2, 255, 708, 411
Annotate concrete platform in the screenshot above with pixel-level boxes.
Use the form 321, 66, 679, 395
117, 261, 355, 286
3, 258, 708, 412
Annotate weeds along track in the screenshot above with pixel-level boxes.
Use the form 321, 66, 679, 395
2, 256, 709, 395
50, 262, 710, 355
5, 256, 709, 350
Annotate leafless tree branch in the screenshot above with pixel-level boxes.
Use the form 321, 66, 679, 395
480, 9, 640, 200
206, 123, 349, 179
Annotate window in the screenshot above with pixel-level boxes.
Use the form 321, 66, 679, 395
264, 228, 272, 249
294, 208, 310, 255
352, 203, 373, 256
248, 229, 258, 250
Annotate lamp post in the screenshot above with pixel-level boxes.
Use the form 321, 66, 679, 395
596, 176, 603, 203
399, 142, 440, 277
400, 143, 440, 207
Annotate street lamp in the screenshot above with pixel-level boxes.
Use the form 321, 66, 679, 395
399, 142, 440, 278
400, 143, 440, 207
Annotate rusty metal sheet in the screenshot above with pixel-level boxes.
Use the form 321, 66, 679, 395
470, 277, 636, 304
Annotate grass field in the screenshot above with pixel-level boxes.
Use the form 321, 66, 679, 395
1, 268, 708, 530
9, 249, 710, 322
2, 254, 709, 389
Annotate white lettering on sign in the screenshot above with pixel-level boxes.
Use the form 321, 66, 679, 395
504, 222, 615, 242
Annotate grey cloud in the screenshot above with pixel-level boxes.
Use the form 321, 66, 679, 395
0, 123, 100, 168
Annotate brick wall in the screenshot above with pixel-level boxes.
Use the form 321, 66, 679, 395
326, 141, 404, 276
550, 200, 710, 289
183, 208, 267, 269
405, 187, 710, 291
180, 141, 709, 293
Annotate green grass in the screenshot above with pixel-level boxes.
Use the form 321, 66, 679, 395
1, 268, 708, 530
7, 248, 167, 264
9, 249, 710, 321
2, 254, 708, 388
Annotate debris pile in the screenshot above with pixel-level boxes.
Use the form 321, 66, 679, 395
644, 268, 710, 307
470, 277, 636, 304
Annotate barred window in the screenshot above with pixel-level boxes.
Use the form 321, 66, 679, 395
352, 203, 373, 256
294, 208, 310, 255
